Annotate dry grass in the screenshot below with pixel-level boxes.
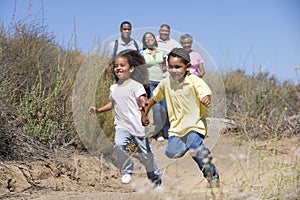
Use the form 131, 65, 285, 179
0, 18, 299, 199
0, 21, 84, 154
222, 69, 299, 139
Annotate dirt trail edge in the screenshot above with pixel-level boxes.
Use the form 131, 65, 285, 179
1, 118, 299, 200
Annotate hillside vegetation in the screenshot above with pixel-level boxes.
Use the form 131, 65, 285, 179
0, 22, 299, 161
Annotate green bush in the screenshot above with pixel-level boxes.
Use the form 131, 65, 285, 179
223, 70, 299, 139
0, 21, 83, 147
1, 20, 299, 152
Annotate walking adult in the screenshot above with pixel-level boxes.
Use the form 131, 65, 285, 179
156, 24, 180, 55
105, 21, 142, 81
180, 34, 205, 77
142, 32, 168, 141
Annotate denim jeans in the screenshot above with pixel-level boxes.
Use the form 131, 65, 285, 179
165, 131, 219, 181
148, 81, 170, 138
114, 128, 161, 182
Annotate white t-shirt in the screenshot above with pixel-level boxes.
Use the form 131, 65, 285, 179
109, 79, 146, 137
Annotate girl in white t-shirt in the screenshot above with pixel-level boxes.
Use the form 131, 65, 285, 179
88, 50, 161, 186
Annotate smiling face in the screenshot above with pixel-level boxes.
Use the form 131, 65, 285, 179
168, 56, 190, 81
113, 56, 132, 82
144, 33, 156, 48
159, 25, 170, 41
181, 38, 192, 52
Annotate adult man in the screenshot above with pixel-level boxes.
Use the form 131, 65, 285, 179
156, 24, 180, 55
105, 21, 142, 81
152, 24, 181, 140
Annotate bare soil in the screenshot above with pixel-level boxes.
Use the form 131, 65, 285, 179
1, 132, 299, 200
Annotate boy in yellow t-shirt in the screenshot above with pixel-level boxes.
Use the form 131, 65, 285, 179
141, 48, 219, 187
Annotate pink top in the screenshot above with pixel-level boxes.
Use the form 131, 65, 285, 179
189, 51, 204, 76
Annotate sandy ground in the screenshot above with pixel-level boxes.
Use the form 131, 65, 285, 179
1, 120, 299, 200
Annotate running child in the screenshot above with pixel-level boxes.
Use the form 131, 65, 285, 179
141, 48, 219, 187
89, 49, 161, 186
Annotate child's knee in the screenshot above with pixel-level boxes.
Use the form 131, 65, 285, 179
114, 137, 131, 148
196, 147, 211, 160
165, 149, 184, 159
114, 141, 127, 150
165, 136, 187, 158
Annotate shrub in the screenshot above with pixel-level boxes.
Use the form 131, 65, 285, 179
0, 21, 84, 148
223, 70, 299, 139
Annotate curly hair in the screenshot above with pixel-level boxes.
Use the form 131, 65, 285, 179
112, 50, 149, 85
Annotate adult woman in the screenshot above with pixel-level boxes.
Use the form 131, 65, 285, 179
142, 32, 169, 141
180, 34, 205, 77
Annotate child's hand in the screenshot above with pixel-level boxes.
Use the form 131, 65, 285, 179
139, 101, 148, 112
200, 96, 211, 107
138, 95, 148, 112
141, 114, 150, 126
88, 107, 97, 114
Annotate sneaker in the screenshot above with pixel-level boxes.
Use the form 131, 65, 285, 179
152, 178, 162, 188
207, 178, 220, 188
157, 136, 165, 142
121, 174, 131, 184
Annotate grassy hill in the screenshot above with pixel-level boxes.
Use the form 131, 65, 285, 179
0, 21, 299, 161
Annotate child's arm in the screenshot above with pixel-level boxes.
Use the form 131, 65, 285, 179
200, 95, 211, 107
138, 94, 147, 109
88, 101, 113, 114
140, 96, 157, 126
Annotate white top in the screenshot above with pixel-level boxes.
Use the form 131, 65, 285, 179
109, 79, 146, 137
156, 36, 181, 55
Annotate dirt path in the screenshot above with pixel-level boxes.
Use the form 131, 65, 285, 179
1, 125, 299, 199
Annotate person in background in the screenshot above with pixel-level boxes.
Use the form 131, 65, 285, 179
153, 24, 181, 138
156, 24, 180, 78
180, 34, 205, 78
141, 48, 220, 188
89, 50, 161, 186
156, 24, 181, 55
142, 32, 168, 141
105, 21, 142, 82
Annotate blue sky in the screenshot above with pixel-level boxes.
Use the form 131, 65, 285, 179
1, 0, 300, 83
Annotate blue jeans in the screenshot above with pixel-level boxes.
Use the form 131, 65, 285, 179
148, 81, 170, 138
165, 131, 219, 181
114, 128, 161, 182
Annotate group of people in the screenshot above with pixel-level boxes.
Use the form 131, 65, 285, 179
105, 21, 206, 142
89, 21, 219, 189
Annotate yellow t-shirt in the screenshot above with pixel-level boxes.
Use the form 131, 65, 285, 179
153, 74, 212, 137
